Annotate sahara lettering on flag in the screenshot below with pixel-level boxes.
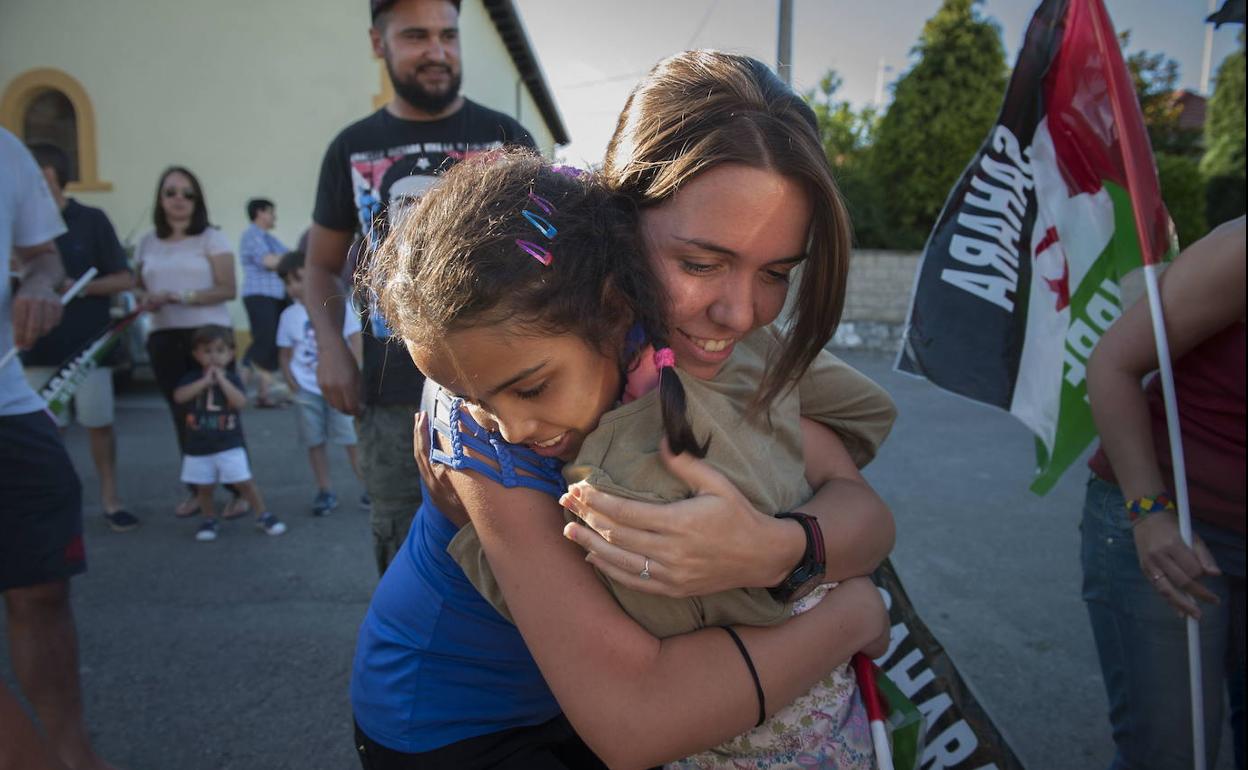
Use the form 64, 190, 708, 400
896, 0, 1176, 494
37, 309, 141, 416
872, 559, 1025, 769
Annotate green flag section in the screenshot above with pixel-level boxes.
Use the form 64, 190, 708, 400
898, 0, 1175, 494
1030, 183, 1175, 493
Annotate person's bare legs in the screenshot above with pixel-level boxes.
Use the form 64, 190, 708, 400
345, 444, 363, 483
308, 444, 331, 492
4, 582, 117, 770
234, 479, 268, 517
85, 427, 121, 514
0, 677, 67, 770
253, 365, 275, 403
196, 484, 217, 521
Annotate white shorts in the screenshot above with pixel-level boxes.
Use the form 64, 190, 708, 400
23, 365, 114, 429
181, 447, 252, 485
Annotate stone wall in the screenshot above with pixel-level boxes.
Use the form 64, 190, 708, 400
831, 250, 920, 352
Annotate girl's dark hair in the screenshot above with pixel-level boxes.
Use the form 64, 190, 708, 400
367, 148, 707, 457
603, 50, 854, 410
153, 166, 211, 239
276, 250, 305, 280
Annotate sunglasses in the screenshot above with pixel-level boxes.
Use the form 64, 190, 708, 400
162, 188, 196, 201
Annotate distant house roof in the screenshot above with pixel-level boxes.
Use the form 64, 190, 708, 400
483, 0, 569, 145
1173, 89, 1207, 132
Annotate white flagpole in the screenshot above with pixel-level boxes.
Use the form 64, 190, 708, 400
1140, 261, 1206, 770
0, 267, 98, 370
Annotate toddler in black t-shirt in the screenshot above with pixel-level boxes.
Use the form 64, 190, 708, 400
173, 325, 286, 541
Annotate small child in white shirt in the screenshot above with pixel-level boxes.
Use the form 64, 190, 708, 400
275, 250, 366, 516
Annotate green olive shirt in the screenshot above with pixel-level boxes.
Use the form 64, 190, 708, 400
447, 325, 896, 637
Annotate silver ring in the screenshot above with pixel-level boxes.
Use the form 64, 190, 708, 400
640, 558, 651, 580
1151, 573, 1164, 582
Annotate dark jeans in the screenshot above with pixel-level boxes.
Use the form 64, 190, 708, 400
242, 295, 287, 371
146, 327, 244, 495
1081, 475, 1246, 770
353, 717, 608, 770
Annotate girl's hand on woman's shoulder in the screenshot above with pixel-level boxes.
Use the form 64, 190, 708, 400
413, 411, 470, 527
561, 438, 784, 598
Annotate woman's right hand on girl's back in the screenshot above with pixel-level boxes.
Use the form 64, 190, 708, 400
561, 438, 793, 598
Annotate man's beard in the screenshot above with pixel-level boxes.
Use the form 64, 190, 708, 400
386, 56, 461, 114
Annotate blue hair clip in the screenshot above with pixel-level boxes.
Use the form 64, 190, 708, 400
521, 210, 557, 239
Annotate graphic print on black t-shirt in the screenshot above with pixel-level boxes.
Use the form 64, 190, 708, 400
178, 369, 246, 456
313, 100, 536, 407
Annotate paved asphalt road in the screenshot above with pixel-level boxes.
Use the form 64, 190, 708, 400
1, 352, 1234, 769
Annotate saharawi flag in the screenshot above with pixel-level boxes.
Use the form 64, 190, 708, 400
897, 0, 1176, 494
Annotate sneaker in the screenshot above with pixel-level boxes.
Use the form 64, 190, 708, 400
256, 512, 287, 536
103, 509, 141, 533
359, 493, 372, 512
312, 490, 339, 516
195, 519, 219, 542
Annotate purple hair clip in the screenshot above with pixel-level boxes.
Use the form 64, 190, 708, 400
551, 164, 586, 178
516, 239, 553, 266
518, 190, 558, 266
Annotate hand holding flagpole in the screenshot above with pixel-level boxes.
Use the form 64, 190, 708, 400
0, 266, 98, 370
1087, 2, 1205, 766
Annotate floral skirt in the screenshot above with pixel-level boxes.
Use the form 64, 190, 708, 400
666, 586, 875, 770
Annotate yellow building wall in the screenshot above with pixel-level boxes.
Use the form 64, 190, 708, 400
1, 0, 557, 329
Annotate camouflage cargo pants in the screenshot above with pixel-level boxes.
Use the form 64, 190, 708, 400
357, 403, 423, 575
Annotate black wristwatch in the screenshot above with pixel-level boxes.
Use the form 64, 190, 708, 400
767, 512, 826, 602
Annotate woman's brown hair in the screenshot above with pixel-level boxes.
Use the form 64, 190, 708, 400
602, 50, 854, 408
153, 166, 211, 239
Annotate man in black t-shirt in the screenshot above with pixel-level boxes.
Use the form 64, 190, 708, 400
305, 0, 537, 574
22, 143, 140, 534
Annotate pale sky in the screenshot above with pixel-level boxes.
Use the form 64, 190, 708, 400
512, 0, 1243, 165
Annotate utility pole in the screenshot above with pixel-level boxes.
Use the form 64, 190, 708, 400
777, 0, 793, 85
1200, 0, 1217, 94
873, 57, 893, 107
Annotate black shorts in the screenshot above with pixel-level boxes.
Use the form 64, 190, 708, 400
353, 716, 608, 770
242, 295, 287, 371
0, 410, 85, 591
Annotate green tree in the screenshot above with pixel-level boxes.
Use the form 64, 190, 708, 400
805, 71, 888, 247
1155, 153, 1206, 248
871, 0, 1007, 249
1120, 32, 1199, 157
1200, 31, 1246, 227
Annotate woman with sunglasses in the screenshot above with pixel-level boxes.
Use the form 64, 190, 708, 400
136, 167, 247, 518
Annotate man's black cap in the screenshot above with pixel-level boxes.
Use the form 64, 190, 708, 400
371, 0, 461, 20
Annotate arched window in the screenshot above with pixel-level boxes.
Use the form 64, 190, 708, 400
0, 68, 111, 192
23, 90, 80, 182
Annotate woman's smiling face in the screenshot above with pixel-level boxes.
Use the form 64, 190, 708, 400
408, 326, 622, 462
640, 163, 813, 380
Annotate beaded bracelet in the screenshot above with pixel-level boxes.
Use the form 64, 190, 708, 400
1125, 491, 1176, 526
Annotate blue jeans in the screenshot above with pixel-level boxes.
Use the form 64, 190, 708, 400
1081, 475, 1246, 770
